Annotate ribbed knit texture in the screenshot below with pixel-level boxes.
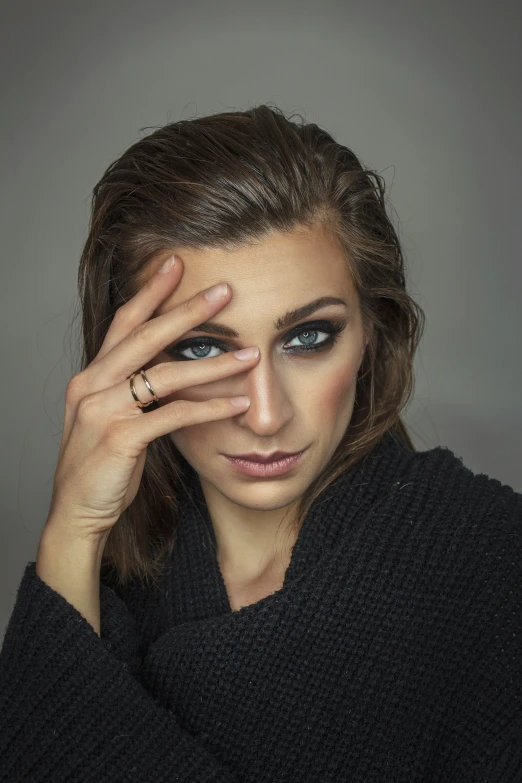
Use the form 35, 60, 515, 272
1, 431, 521, 782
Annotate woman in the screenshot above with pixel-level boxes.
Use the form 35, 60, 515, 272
0, 104, 520, 782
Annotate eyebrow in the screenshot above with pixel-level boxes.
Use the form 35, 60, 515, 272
191, 296, 349, 338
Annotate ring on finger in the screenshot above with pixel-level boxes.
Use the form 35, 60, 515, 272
129, 368, 159, 409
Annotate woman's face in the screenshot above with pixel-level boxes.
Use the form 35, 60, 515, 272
143, 225, 369, 516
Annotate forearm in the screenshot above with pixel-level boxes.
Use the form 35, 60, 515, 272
35, 521, 108, 637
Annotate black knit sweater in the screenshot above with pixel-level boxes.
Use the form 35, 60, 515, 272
1, 431, 521, 782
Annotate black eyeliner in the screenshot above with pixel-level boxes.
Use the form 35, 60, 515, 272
166, 318, 347, 361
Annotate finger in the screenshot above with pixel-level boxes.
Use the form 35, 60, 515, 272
113, 395, 252, 452
61, 254, 182, 450
83, 346, 260, 421
92, 253, 183, 366
89, 280, 234, 388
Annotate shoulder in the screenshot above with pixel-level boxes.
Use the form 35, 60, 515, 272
403, 442, 521, 594
411, 450, 522, 772
411, 441, 521, 527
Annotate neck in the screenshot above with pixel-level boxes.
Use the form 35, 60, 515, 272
199, 477, 300, 584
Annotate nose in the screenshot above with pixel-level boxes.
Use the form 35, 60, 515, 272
233, 354, 294, 436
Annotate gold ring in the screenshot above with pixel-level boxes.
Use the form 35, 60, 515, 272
129, 369, 159, 408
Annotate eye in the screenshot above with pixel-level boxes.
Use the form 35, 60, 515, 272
174, 341, 225, 361
166, 319, 347, 361
284, 327, 332, 351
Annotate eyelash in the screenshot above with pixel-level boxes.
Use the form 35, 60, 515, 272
166, 319, 347, 361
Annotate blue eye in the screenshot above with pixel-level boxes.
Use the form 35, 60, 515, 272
285, 328, 331, 350
167, 319, 347, 361
177, 342, 223, 361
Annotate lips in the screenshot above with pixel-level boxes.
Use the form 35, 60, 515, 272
223, 449, 307, 478
223, 450, 302, 463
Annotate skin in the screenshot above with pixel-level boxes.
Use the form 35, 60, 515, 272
142, 224, 369, 602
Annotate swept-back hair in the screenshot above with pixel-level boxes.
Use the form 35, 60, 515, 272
76, 104, 425, 590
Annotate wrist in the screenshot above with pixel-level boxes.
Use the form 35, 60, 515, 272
41, 515, 110, 567
36, 521, 108, 636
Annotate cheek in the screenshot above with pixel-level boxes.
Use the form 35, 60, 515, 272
167, 423, 215, 473
314, 363, 358, 415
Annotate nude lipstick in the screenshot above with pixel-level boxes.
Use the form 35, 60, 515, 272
222, 448, 308, 478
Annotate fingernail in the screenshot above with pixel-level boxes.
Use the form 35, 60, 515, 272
234, 347, 259, 361
158, 255, 176, 274
204, 283, 229, 302
230, 396, 251, 407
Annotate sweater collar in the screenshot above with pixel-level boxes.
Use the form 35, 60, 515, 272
166, 431, 416, 627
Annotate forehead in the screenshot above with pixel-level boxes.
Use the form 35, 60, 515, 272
152, 225, 356, 317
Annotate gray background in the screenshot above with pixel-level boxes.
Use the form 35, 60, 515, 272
1, 0, 520, 641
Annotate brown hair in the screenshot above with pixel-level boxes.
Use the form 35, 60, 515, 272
75, 104, 425, 591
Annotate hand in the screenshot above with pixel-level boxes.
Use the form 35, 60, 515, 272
45, 254, 260, 544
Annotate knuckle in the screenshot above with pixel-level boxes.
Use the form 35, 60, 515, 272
112, 304, 131, 326
76, 393, 99, 421
187, 292, 208, 317
210, 398, 228, 416
170, 398, 192, 422
204, 398, 223, 419
154, 362, 174, 386
65, 373, 86, 403
172, 295, 211, 334
131, 320, 154, 345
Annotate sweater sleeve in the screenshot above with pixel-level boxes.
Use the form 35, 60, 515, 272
0, 562, 240, 783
